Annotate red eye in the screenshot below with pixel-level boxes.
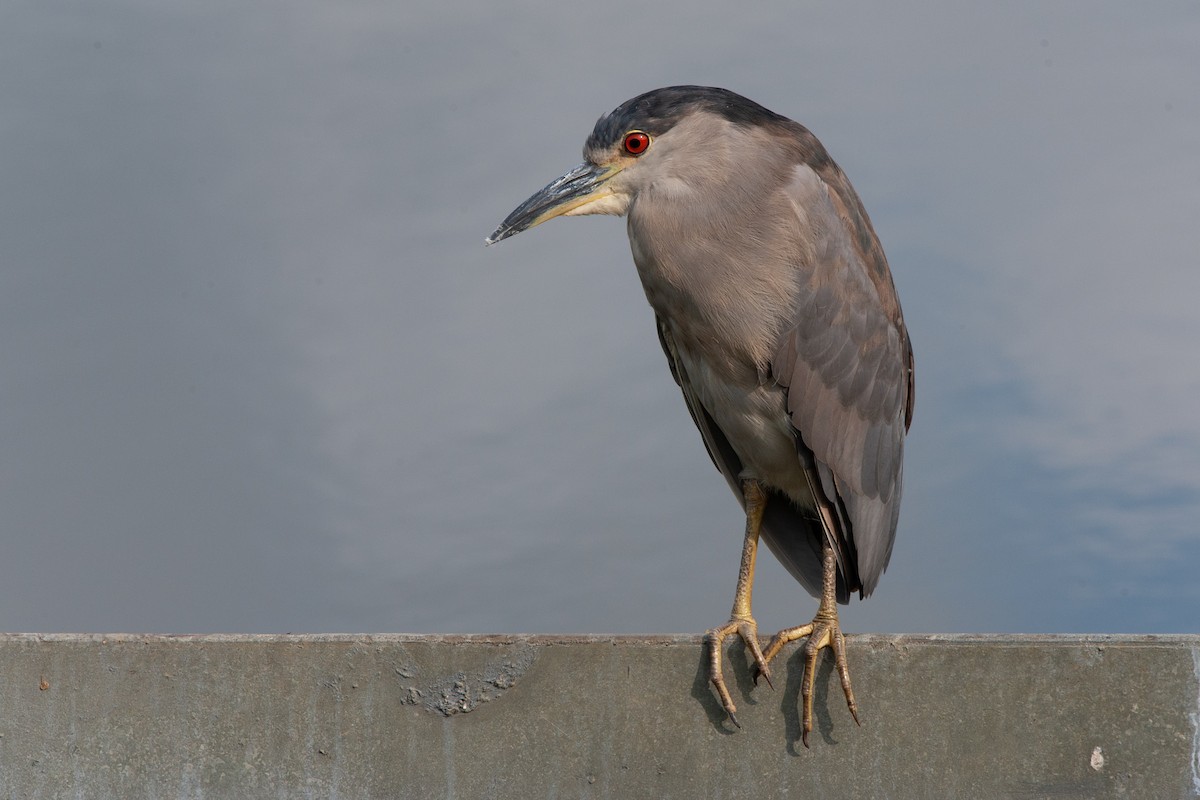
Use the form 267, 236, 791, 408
623, 131, 650, 155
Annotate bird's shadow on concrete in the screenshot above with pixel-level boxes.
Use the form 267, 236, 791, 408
691, 640, 842, 752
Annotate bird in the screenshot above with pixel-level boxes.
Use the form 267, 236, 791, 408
486, 86, 914, 746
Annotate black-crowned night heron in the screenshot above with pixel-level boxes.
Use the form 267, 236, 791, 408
487, 86, 914, 745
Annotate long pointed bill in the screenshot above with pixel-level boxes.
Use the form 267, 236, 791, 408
485, 162, 620, 245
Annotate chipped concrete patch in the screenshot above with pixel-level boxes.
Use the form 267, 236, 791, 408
398, 642, 539, 716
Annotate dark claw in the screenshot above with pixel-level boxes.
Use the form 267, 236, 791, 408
727, 710, 741, 729
752, 665, 774, 690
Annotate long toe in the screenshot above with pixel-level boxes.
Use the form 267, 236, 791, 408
706, 616, 769, 726
765, 614, 858, 748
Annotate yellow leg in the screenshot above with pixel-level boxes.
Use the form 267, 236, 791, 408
704, 479, 773, 728
761, 535, 860, 747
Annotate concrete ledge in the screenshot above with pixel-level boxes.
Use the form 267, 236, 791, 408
1, 633, 1198, 798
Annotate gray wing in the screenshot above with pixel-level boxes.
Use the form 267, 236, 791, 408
769, 160, 915, 598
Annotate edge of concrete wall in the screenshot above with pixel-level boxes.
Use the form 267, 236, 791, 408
1, 633, 1198, 798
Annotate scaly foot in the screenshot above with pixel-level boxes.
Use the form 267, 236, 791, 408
705, 615, 772, 727
761, 527, 860, 747
705, 480, 774, 727
762, 607, 858, 747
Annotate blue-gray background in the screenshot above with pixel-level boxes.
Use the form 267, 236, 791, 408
3, 3, 1198, 635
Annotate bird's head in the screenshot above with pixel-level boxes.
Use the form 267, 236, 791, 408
485, 86, 790, 245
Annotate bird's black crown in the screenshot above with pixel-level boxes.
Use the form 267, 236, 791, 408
586, 86, 789, 153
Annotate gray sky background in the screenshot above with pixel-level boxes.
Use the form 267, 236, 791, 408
2, 2, 1198, 636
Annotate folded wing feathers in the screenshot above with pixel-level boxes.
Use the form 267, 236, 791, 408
769, 164, 912, 595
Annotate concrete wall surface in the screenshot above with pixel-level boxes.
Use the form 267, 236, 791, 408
0, 633, 1198, 799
